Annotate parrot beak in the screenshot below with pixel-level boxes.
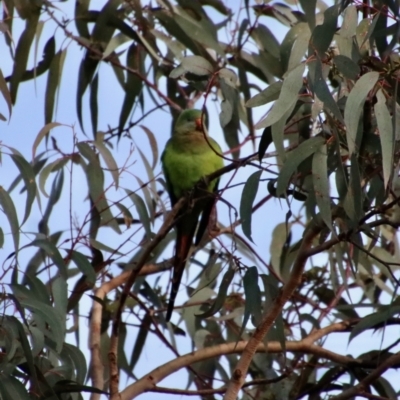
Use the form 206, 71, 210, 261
195, 117, 203, 131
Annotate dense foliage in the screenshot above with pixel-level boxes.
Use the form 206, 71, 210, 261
1, 0, 400, 399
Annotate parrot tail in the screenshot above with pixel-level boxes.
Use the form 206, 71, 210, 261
166, 227, 195, 322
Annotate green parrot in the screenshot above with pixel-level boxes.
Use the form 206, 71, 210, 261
161, 109, 224, 321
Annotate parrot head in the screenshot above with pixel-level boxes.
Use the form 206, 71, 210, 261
174, 109, 207, 135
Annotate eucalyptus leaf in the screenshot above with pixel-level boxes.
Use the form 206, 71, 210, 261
344, 72, 379, 156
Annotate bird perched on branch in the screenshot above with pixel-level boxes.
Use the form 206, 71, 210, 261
161, 109, 224, 321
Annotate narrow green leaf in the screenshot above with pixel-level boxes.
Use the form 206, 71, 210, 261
258, 127, 273, 161
0, 69, 12, 118
136, 141, 155, 191
129, 312, 151, 372
39, 168, 64, 236
312, 144, 332, 230
333, 55, 360, 80
103, 32, 130, 58
255, 63, 305, 129
8, 153, 47, 194
74, 0, 90, 38
240, 171, 262, 242
220, 79, 240, 158
76, 56, 98, 133
170, 55, 214, 78
197, 268, 235, 318
140, 125, 159, 170
0, 186, 19, 254
45, 49, 65, 124
246, 82, 283, 108
315, 286, 359, 320
233, 49, 274, 82
62, 343, 87, 384
110, 53, 126, 89
269, 223, 291, 279
38, 157, 68, 198
25, 274, 51, 305
260, 273, 286, 351
30, 326, 44, 357
218, 68, 238, 88
0, 375, 30, 400
356, 18, 373, 57
12, 316, 38, 387
202, 0, 229, 15
287, 23, 310, 71
237, 64, 253, 134
299, 0, 316, 30
154, 8, 206, 62
94, 134, 119, 189
374, 89, 393, 189
90, 238, 122, 255
90, 73, 99, 138
32, 122, 62, 160
152, 28, 185, 61
349, 306, 400, 343
77, 0, 122, 132
10, 35, 56, 83
78, 142, 121, 234
242, 267, 262, 330
134, 175, 154, 224
280, 22, 309, 74
136, 144, 157, 217
9, 11, 40, 103
344, 71, 379, 156
52, 275, 68, 321
299, 313, 320, 330
118, 44, 143, 134
127, 190, 152, 238
11, 284, 65, 352
343, 153, 363, 226
360, 13, 380, 50
24, 231, 62, 278
336, 5, 357, 59
30, 239, 67, 279
308, 59, 344, 122
194, 262, 221, 295
251, 24, 280, 58
1, 317, 19, 361
268, 3, 298, 26
33, 20, 44, 82
271, 104, 296, 164
276, 136, 326, 196
219, 99, 233, 128
71, 250, 96, 286
116, 202, 133, 226
373, 376, 397, 399
10, 154, 37, 225
174, 11, 223, 55
309, 5, 338, 58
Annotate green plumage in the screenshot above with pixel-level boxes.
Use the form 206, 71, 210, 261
161, 109, 223, 321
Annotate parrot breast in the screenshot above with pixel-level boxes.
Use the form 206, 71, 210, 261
163, 134, 223, 200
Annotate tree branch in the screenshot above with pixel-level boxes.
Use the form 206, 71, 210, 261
120, 336, 358, 399
224, 221, 323, 400
108, 197, 186, 398
331, 352, 400, 400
